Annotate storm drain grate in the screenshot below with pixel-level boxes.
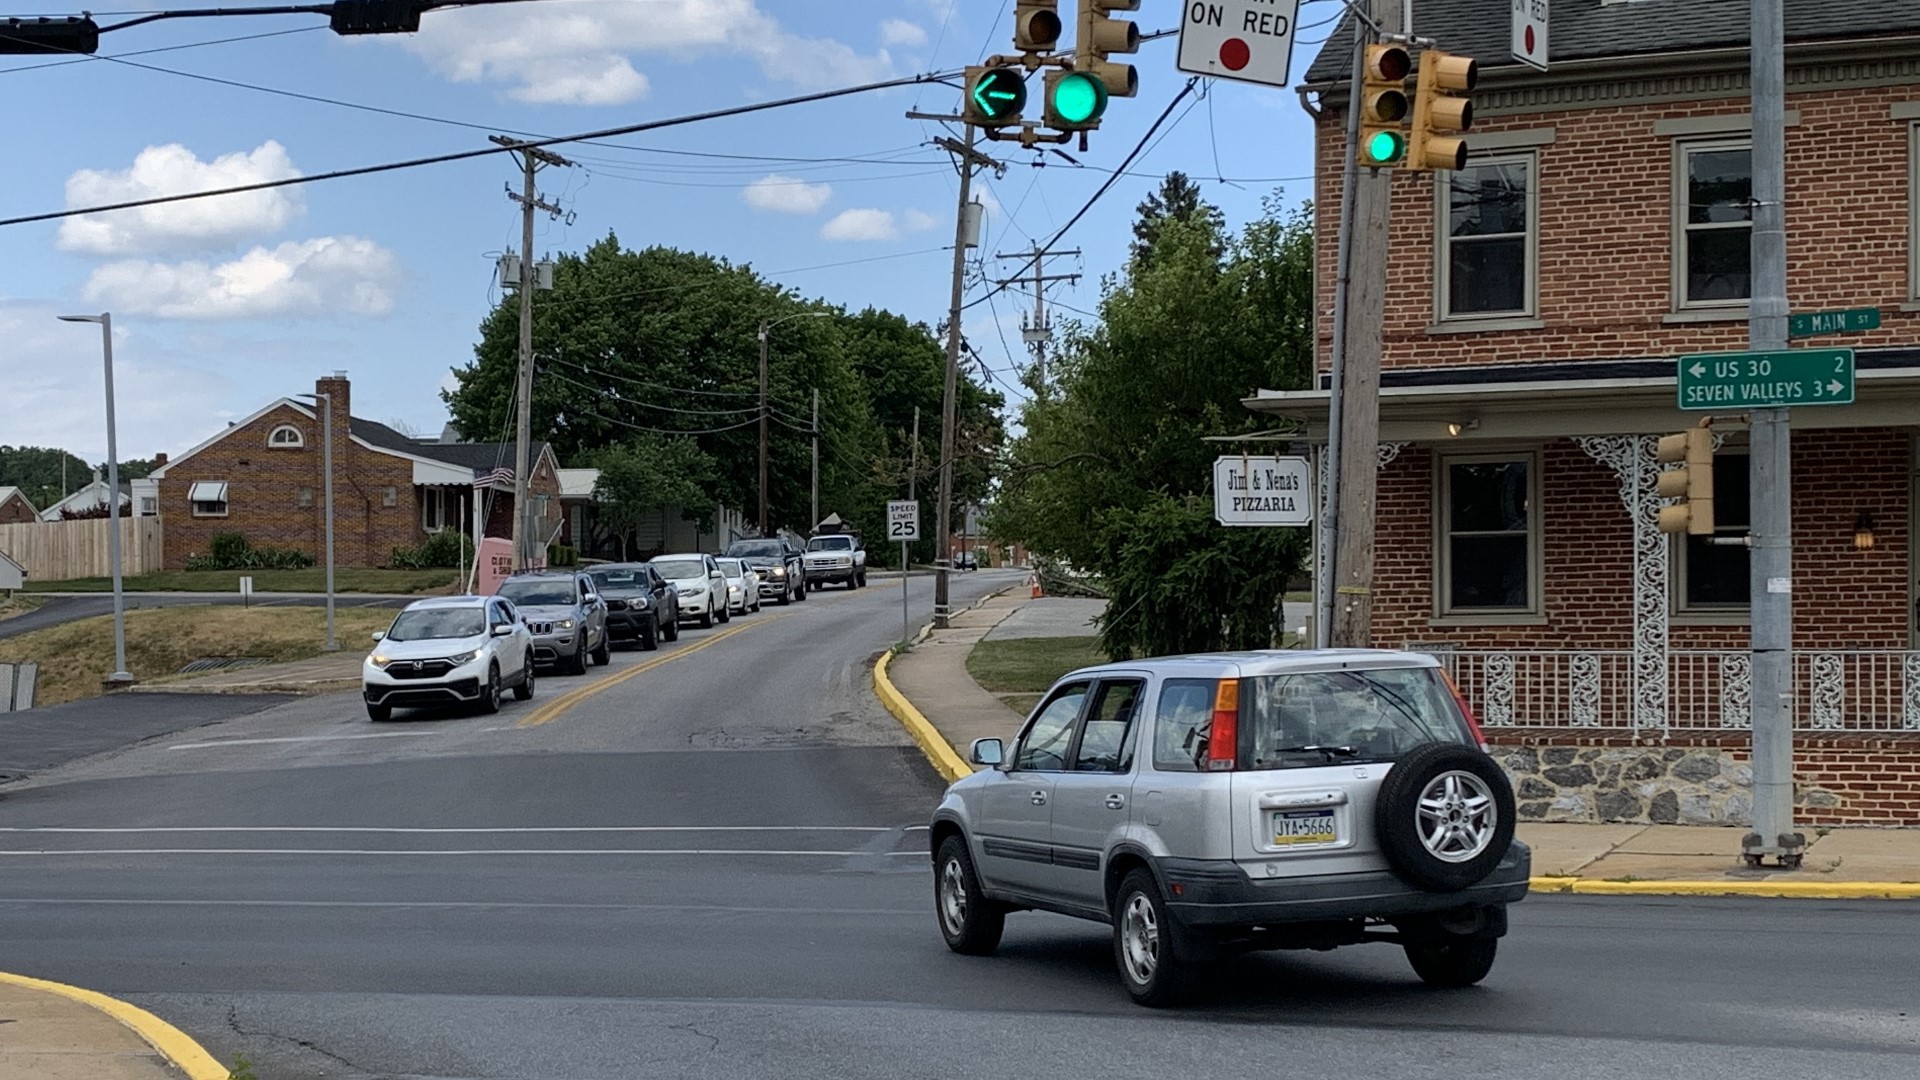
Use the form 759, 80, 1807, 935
177, 657, 274, 675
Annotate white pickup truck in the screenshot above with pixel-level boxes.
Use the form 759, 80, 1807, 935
802, 533, 866, 590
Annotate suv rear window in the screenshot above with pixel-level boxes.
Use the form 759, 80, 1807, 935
1242, 667, 1475, 770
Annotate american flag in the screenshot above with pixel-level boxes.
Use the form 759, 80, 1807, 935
472, 466, 514, 489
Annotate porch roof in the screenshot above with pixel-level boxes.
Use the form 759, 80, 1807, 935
1244, 349, 1920, 443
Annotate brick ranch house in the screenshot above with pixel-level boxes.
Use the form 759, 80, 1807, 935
0, 487, 38, 525
1247, 1, 1920, 826
150, 373, 562, 569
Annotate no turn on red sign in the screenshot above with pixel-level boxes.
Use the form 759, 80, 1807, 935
1177, 0, 1304, 89
1512, 0, 1549, 71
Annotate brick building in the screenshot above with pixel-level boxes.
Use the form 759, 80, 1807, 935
1247, 1, 1920, 824
150, 373, 562, 569
0, 488, 38, 525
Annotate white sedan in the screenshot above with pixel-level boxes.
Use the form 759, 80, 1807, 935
716, 557, 762, 615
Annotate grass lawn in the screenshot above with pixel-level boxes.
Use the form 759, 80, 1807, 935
24, 567, 457, 595
0, 595, 44, 622
968, 635, 1107, 693
1283, 590, 1311, 603
0, 606, 392, 707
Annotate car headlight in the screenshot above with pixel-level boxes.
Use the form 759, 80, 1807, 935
370, 654, 393, 669
555, 619, 575, 631
446, 650, 478, 666
769, 567, 786, 578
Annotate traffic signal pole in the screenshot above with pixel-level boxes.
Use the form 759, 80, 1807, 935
933, 126, 985, 630
1745, 0, 1803, 868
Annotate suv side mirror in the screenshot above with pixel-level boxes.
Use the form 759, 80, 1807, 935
491, 624, 513, 637
969, 738, 1004, 767
370, 631, 385, 642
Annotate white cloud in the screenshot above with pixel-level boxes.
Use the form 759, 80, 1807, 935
398, 0, 893, 106
903, 209, 941, 232
82, 237, 403, 320
879, 18, 928, 48
819, 209, 899, 242
742, 174, 833, 215
58, 141, 303, 256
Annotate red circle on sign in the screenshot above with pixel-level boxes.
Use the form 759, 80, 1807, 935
1524, 26, 1536, 54
1219, 37, 1251, 71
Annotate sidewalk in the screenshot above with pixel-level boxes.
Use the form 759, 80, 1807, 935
0, 972, 226, 1080
133, 651, 363, 696
878, 592, 1920, 896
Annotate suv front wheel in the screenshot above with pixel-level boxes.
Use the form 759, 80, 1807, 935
1113, 869, 1193, 1007
934, 836, 1003, 955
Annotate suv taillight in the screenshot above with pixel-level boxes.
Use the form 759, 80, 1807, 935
1206, 679, 1239, 771
1438, 668, 1490, 753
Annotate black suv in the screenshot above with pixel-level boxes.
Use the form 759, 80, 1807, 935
724, 538, 806, 605
586, 563, 680, 651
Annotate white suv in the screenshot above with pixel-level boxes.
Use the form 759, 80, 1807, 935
363, 596, 535, 721
929, 649, 1529, 1006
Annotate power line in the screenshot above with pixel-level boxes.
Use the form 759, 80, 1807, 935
0, 22, 320, 72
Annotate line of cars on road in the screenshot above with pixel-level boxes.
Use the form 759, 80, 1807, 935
360, 548, 830, 722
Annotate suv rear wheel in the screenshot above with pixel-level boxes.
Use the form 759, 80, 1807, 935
934, 836, 1004, 955
1375, 742, 1516, 892
1405, 937, 1498, 988
1113, 869, 1192, 1007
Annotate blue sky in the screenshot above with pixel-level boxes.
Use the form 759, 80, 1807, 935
0, 0, 1338, 465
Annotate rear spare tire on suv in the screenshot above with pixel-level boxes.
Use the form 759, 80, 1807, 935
1374, 742, 1517, 893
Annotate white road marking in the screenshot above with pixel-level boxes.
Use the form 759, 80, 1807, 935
0, 848, 928, 857
167, 733, 438, 750
0, 825, 897, 834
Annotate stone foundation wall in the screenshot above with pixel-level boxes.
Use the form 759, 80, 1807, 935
1488, 730, 1920, 827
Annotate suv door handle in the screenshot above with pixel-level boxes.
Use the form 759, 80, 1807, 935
1030, 791, 1048, 806
1105, 794, 1126, 810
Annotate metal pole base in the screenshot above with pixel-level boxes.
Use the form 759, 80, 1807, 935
101, 672, 138, 692
1740, 831, 1808, 870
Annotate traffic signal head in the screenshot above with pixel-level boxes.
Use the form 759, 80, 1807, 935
1013, 2, 1062, 54
1357, 44, 1411, 168
1655, 427, 1715, 536
1078, 0, 1141, 98
1409, 49, 1477, 171
964, 65, 1028, 128
0, 15, 100, 54
1044, 69, 1109, 131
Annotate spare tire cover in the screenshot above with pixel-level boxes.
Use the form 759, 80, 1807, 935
1374, 741, 1517, 893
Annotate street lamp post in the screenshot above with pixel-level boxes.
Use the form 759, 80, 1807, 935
756, 312, 828, 536
296, 392, 339, 651
57, 312, 133, 687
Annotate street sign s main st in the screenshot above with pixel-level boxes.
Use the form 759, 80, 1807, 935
1676, 348, 1855, 410
1213, 456, 1312, 527
1788, 307, 1880, 338
1177, 0, 1303, 88
886, 500, 921, 542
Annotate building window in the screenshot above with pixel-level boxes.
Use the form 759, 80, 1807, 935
423, 489, 454, 531
1675, 140, 1752, 308
1438, 154, 1534, 319
298, 487, 314, 508
1438, 454, 1540, 615
268, 425, 304, 449
1911, 122, 1920, 302
1676, 453, 1751, 611
140, 497, 157, 515
382, 486, 398, 508
188, 480, 228, 518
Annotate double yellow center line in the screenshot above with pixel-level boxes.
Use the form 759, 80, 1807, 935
515, 615, 769, 727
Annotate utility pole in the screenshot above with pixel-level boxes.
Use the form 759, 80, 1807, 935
1328, 0, 1397, 649
923, 125, 1003, 629
759, 324, 771, 535
811, 388, 821, 532
1318, 11, 1370, 650
905, 405, 920, 644
1745, 0, 1803, 869
993, 244, 1079, 397
491, 134, 571, 572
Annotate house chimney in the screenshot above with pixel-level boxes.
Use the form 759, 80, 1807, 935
153, 452, 168, 467
315, 371, 351, 447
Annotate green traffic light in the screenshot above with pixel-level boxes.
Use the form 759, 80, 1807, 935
970, 66, 1027, 123
1364, 129, 1405, 164
1049, 71, 1108, 125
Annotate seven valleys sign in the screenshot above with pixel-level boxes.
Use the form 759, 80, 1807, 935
1213, 455, 1312, 527
1676, 347, 1855, 410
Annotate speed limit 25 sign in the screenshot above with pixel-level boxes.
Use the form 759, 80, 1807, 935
886, 500, 921, 542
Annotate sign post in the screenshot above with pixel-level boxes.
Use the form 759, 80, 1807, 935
1177, 0, 1304, 88
1213, 456, 1313, 528
888, 500, 921, 644
1511, 0, 1549, 71
1675, 348, 1854, 410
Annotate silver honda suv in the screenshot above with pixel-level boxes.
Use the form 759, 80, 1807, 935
928, 649, 1530, 1006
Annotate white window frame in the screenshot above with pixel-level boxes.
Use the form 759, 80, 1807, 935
1673, 450, 1752, 620
382, 486, 399, 508
139, 497, 157, 515
1434, 450, 1544, 621
298, 487, 314, 509
1435, 151, 1538, 323
1910, 121, 1920, 304
191, 498, 228, 517
1672, 138, 1754, 312
422, 488, 450, 532
268, 424, 304, 449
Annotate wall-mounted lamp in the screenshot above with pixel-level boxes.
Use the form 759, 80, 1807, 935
1854, 511, 1877, 551
1447, 418, 1480, 437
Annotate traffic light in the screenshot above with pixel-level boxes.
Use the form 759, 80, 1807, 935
1656, 426, 1715, 536
964, 65, 1028, 128
1077, 0, 1140, 100
1357, 44, 1411, 168
329, 0, 423, 35
0, 16, 100, 54
1013, 1, 1062, 55
1044, 69, 1108, 130
1408, 48, 1477, 171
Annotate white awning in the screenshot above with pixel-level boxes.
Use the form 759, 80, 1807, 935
188, 481, 228, 502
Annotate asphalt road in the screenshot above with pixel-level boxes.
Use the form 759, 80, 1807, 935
0, 592, 418, 640
1, 566, 1915, 1079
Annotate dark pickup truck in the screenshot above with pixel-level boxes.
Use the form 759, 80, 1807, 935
724, 538, 806, 605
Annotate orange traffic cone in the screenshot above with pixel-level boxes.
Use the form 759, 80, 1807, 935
1030, 573, 1044, 599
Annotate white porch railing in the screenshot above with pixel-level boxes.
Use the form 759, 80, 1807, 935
1427, 649, 1920, 733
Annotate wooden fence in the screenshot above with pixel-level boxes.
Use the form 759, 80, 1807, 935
0, 516, 164, 581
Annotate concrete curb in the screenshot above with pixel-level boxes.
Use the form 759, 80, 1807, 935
1529, 876, 1920, 899
135, 677, 358, 696
0, 970, 228, 1080
874, 650, 974, 784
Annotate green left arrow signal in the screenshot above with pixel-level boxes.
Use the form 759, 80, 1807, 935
968, 66, 1026, 125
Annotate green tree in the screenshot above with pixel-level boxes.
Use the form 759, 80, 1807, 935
590, 436, 717, 560
0, 446, 90, 509
992, 192, 1315, 659
1131, 171, 1225, 267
